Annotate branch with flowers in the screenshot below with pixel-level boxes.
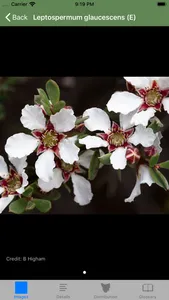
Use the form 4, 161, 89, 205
1, 77, 169, 214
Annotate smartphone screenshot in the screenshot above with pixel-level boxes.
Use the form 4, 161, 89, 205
0, 0, 169, 299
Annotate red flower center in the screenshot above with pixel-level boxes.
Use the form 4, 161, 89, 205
138, 80, 169, 111
60, 160, 74, 173
32, 122, 65, 156
0, 169, 22, 196
56, 159, 80, 182
108, 132, 125, 147
42, 130, 59, 148
145, 89, 162, 107
97, 122, 134, 153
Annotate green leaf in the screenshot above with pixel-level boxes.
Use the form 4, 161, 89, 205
9, 198, 28, 214
149, 154, 160, 167
149, 167, 169, 190
29, 181, 39, 193
66, 126, 85, 138
34, 95, 41, 105
22, 186, 34, 198
52, 100, 66, 113
159, 161, 169, 170
75, 116, 89, 125
32, 199, 52, 213
25, 201, 36, 211
37, 88, 48, 102
37, 88, 51, 115
46, 79, 60, 104
148, 117, 163, 133
75, 134, 88, 148
41, 100, 51, 116
88, 150, 100, 180
99, 153, 111, 165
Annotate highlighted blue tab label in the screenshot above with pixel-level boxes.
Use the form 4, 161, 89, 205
15, 282, 28, 294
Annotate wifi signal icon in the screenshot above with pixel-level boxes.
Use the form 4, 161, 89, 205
29, 1, 36, 6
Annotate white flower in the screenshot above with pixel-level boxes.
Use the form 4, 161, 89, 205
107, 77, 169, 126
125, 165, 154, 203
79, 108, 156, 170
154, 132, 163, 154
5, 105, 80, 182
0, 156, 28, 213
144, 132, 163, 157
128, 125, 157, 148
37, 150, 99, 206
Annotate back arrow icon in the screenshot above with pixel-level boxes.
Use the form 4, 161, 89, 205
6, 13, 11, 22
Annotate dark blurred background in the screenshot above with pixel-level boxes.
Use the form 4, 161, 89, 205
1, 76, 169, 215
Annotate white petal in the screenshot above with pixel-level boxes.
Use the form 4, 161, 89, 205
125, 165, 154, 203
149, 77, 161, 80
157, 131, 163, 140
79, 136, 108, 149
5, 133, 39, 158
110, 147, 127, 170
0, 187, 5, 194
9, 156, 27, 175
0, 156, 8, 179
107, 91, 143, 114
71, 173, 93, 206
79, 149, 104, 169
124, 77, 162, 89
38, 168, 64, 192
156, 77, 169, 90
15, 170, 28, 194
83, 108, 111, 132
139, 165, 154, 186
124, 77, 151, 89
131, 107, 156, 127
35, 150, 55, 182
162, 97, 169, 113
50, 108, 76, 132
20, 104, 46, 130
125, 178, 141, 203
119, 110, 137, 130
59, 139, 80, 164
154, 132, 163, 154
21, 171, 28, 187
0, 195, 14, 214
16, 187, 25, 194
128, 125, 156, 147
67, 136, 78, 143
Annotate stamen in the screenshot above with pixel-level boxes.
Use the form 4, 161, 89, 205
42, 130, 58, 148
6, 173, 22, 193
108, 132, 125, 147
60, 160, 74, 172
145, 89, 162, 107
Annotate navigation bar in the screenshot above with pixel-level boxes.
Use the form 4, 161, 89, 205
0, 280, 168, 299
0, 0, 169, 26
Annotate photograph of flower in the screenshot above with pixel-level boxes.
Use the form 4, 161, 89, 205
1, 77, 169, 214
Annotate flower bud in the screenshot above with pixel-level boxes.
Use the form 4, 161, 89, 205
144, 146, 157, 157
126, 146, 141, 164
